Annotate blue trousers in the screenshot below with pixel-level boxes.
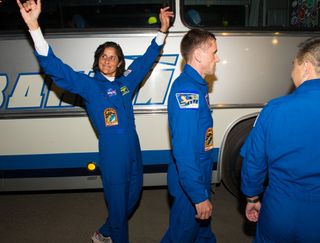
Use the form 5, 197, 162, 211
161, 188, 216, 243
254, 187, 320, 243
98, 136, 143, 243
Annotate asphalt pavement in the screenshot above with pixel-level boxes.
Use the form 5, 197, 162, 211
0, 183, 255, 243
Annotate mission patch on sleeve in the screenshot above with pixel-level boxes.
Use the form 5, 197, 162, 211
175, 93, 199, 109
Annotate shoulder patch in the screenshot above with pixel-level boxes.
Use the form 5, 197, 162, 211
120, 86, 130, 96
123, 69, 132, 77
175, 93, 199, 109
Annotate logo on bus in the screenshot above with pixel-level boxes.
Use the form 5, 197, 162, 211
0, 54, 179, 112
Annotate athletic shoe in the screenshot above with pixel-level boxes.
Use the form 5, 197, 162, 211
91, 231, 113, 243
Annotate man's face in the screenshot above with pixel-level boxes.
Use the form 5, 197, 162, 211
98, 47, 121, 77
200, 39, 220, 76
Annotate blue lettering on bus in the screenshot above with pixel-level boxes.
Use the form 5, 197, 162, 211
0, 54, 179, 112
0, 73, 8, 109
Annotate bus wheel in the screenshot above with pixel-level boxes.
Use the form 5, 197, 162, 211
221, 117, 256, 198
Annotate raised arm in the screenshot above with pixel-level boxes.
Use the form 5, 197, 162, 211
17, 0, 92, 99
17, 0, 41, 31
159, 6, 174, 33
122, 7, 174, 93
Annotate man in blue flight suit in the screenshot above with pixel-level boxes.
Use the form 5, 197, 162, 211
17, 1, 173, 243
161, 29, 220, 243
241, 37, 320, 243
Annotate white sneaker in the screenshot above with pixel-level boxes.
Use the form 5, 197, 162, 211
91, 231, 113, 243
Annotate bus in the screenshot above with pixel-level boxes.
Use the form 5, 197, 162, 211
0, 0, 318, 196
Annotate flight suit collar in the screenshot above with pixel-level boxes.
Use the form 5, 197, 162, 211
294, 78, 320, 94
93, 71, 121, 108
94, 71, 115, 83
184, 64, 208, 88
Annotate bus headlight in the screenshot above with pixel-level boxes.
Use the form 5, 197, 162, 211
87, 162, 97, 172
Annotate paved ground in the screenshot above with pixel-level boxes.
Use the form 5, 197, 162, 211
0, 183, 255, 243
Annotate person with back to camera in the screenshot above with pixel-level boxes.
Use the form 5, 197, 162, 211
241, 37, 320, 243
16, 0, 174, 242
161, 28, 220, 243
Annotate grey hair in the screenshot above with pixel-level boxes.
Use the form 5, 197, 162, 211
297, 37, 320, 74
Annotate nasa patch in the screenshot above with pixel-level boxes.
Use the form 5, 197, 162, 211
107, 88, 117, 97
104, 108, 119, 126
176, 93, 199, 109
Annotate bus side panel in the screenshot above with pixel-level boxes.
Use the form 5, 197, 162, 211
0, 33, 310, 191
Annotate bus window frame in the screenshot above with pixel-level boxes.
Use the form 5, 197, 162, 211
0, 0, 175, 32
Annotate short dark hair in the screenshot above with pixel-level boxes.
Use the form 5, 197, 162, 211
297, 37, 320, 73
180, 28, 216, 63
92, 41, 126, 78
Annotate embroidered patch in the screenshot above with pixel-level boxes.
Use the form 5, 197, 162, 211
123, 69, 132, 77
204, 128, 214, 151
176, 93, 199, 109
107, 88, 117, 97
120, 86, 130, 96
104, 108, 118, 126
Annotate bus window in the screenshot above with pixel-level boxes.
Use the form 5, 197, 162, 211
182, 0, 319, 30
0, 0, 173, 31
183, 0, 247, 28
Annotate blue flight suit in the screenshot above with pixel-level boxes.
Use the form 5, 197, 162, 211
35, 38, 162, 243
241, 79, 320, 243
161, 64, 216, 243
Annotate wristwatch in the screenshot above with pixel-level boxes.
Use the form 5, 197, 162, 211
246, 197, 259, 203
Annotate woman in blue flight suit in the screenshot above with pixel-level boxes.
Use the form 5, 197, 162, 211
241, 37, 320, 243
17, 1, 173, 242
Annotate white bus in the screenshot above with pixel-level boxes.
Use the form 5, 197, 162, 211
0, 0, 318, 196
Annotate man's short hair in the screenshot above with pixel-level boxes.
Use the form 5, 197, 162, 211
297, 37, 320, 73
180, 28, 216, 63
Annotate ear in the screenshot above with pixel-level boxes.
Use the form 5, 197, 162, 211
303, 60, 317, 80
194, 48, 202, 63
304, 60, 315, 73
304, 60, 313, 70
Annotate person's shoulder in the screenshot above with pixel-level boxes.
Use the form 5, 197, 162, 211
265, 94, 293, 108
169, 76, 200, 108
260, 94, 295, 120
170, 80, 200, 104
171, 74, 199, 93
92, 72, 107, 82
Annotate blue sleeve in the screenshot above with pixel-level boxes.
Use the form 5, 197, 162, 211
123, 38, 162, 96
241, 107, 271, 197
170, 92, 209, 204
35, 47, 92, 101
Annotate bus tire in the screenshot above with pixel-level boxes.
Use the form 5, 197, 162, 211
221, 117, 256, 198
